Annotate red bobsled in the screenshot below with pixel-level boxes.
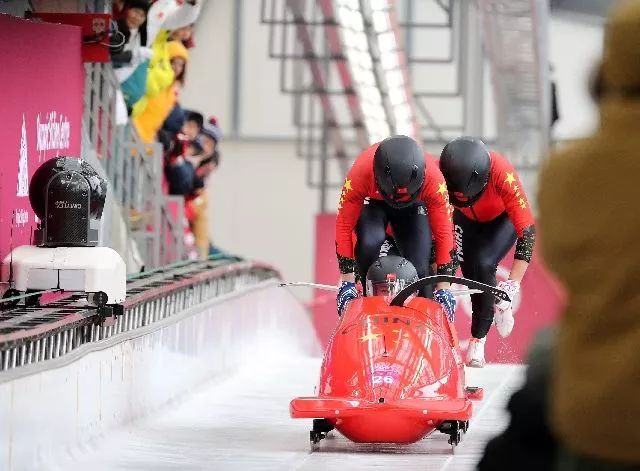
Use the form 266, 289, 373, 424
290, 275, 507, 449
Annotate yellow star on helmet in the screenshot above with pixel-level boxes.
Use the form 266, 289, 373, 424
344, 178, 353, 192
505, 172, 516, 186
437, 182, 447, 195
359, 332, 382, 342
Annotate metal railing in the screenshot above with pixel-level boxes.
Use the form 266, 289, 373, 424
83, 63, 185, 268
0, 257, 279, 372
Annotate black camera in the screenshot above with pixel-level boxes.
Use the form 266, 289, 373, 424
29, 157, 107, 247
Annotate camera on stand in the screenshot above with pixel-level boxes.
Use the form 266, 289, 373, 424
2, 157, 126, 324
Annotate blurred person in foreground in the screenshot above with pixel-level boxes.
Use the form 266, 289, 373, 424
479, 4, 640, 470
538, 1, 640, 468
439, 137, 535, 367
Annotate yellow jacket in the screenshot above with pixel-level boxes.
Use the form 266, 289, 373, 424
132, 40, 188, 144
538, 3, 640, 463
133, 83, 179, 143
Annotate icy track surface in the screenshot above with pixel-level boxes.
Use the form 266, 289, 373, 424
47, 356, 525, 471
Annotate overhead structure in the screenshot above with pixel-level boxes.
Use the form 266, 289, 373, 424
335, 0, 419, 142
260, 0, 418, 206
481, 0, 551, 170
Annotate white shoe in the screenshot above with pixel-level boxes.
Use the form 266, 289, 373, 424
494, 305, 515, 338
466, 337, 486, 368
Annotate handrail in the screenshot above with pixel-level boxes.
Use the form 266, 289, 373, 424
83, 62, 185, 269
0, 258, 281, 372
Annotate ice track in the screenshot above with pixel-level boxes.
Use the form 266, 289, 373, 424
45, 356, 524, 471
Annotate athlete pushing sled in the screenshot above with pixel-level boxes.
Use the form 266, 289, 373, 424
334, 135, 458, 320
439, 137, 536, 367
335, 135, 535, 368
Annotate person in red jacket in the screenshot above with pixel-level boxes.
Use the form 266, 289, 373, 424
439, 137, 536, 367
335, 135, 458, 318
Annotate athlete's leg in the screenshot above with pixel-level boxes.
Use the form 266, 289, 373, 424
389, 204, 433, 298
456, 212, 517, 339
355, 201, 389, 294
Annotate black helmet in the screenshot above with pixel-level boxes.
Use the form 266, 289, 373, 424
373, 135, 425, 209
439, 137, 491, 207
366, 255, 419, 298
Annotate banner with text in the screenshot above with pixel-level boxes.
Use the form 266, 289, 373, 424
0, 14, 83, 268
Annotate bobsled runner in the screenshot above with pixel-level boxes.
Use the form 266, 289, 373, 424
287, 274, 509, 451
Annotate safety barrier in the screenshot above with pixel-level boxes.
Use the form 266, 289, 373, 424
0, 258, 319, 470
0, 257, 275, 372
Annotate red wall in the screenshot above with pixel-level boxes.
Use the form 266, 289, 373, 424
0, 15, 84, 265
312, 213, 565, 363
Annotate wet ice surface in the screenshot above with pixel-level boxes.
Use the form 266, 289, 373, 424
45, 356, 524, 471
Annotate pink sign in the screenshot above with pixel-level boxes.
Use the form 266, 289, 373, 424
0, 15, 83, 265
313, 213, 565, 363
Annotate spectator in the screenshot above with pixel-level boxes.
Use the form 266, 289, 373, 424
477, 328, 556, 471
162, 103, 186, 137
169, 24, 194, 46
183, 120, 221, 259
111, 0, 151, 69
160, 109, 202, 192
182, 110, 204, 140
538, 1, 640, 469
132, 40, 189, 143
112, 1, 154, 115
165, 139, 202, 196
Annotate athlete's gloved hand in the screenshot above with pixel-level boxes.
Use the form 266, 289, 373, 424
337, 281, 358, 317
434, 288, 457, 322
495, 279, 520, 310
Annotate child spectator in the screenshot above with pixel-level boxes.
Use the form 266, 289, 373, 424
165, 139, 204, 196
182, 110, 204, 140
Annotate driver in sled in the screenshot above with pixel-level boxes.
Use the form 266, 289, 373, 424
335, 135, 458, 320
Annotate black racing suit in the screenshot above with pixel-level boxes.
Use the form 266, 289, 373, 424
454, 210, 517, 339
355, 200, 434, 298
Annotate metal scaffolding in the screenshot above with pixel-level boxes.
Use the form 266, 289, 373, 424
481, 0, 551, 169
261, 0, 363, 210
261, 0, 550, 204
260, 0, 418, 207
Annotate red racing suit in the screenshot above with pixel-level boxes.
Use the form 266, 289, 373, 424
335, 142, 456, 275
453, 152, 536, 262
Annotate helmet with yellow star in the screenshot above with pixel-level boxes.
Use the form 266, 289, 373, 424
373, 135, 426, 209
366, 255, 419, 299
439, 136, 491, 208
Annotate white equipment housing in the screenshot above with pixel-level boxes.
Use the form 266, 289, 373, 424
2, 245, 126, 305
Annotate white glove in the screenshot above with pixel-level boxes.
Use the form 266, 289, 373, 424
136, 46, 154, 61
495, 279, 520, 310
